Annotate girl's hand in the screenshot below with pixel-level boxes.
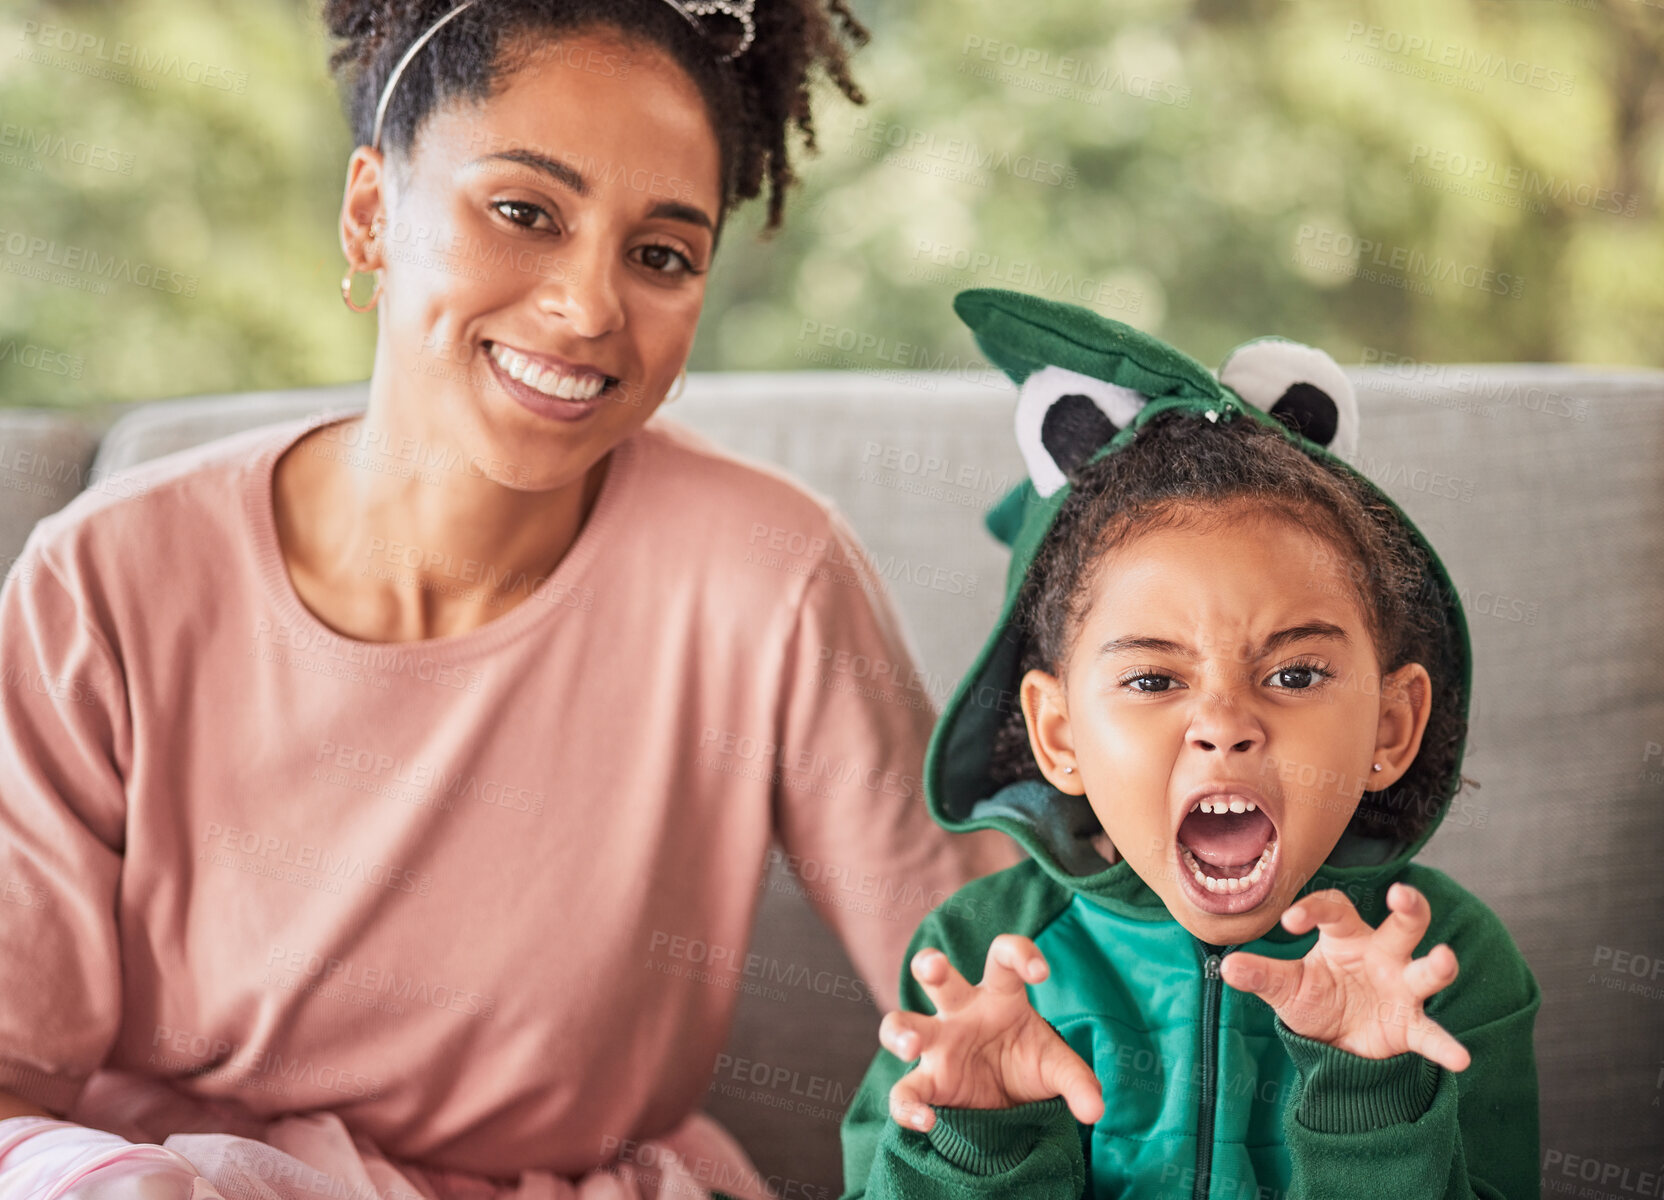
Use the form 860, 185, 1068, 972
1219, 882, 1471, 1072
880, 934, 1105, 1133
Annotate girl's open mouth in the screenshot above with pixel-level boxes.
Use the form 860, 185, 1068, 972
1172, 795, 1280, 915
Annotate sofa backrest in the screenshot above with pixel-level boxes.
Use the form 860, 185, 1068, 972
3, 364, 1661, 1192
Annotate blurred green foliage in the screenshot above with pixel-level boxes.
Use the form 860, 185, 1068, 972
1, 0, 1659, 411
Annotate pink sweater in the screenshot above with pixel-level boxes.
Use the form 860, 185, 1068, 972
0, 407, 1017, 1180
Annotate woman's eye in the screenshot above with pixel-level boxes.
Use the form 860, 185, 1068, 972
1267, 663, 1330, 689
632, 242, 697, 277
493, 200, 552, 230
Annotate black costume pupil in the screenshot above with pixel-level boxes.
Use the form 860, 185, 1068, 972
1269, 383, 1339, 447
1041, 393, 1121, 477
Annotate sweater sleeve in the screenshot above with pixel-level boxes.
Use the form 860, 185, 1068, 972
839, 882, 1086, 1200
1277, 872, 1543, 1200
769, 506, 1020, 1012
0, 539, 130, 1115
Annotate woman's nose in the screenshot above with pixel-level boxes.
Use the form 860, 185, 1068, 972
536, 241, 624, 338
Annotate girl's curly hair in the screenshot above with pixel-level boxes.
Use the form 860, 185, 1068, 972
987, 408, 1473, 848
322, 0, 868, 235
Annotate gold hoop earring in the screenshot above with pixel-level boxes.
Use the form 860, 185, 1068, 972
341, 264, 382, 312
341, 218, 386, 313
666, 368, 687, 402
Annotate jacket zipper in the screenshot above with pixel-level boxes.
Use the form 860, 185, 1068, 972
1192, 939, 1239, 1200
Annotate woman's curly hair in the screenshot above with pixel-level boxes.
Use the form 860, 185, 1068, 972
987, 408, 1474, 848
322, 0, 868, 235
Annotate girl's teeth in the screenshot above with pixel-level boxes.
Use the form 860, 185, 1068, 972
1194, 796, 1258, 814
1182, 839, 1277, 895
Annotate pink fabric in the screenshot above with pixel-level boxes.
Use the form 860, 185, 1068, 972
2, 1083, 773, 1199
0, 1114, 218, 1199
0, 409, 1020, 1187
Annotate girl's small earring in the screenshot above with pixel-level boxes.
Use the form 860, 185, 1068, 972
1371, 763, 1383, 772
1062, 766, 1075, 775
666, 368, 688, 403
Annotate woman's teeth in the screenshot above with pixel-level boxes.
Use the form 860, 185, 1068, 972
1182, 838, 1278, 894
488, 342, 609, 401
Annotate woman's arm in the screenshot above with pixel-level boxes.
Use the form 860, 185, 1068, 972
767, 507, 1021, 1009
0, 537, 129, 1116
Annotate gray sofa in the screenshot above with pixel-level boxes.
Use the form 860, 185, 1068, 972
2, 365, 1660, 1193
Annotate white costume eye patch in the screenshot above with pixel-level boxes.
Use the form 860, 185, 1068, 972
1217, 339, 1359, 459
1016, 364, 1148, 498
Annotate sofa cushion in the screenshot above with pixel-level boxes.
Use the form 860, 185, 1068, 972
0, 411, 105, 581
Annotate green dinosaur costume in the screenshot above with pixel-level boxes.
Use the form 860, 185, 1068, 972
839, 288, 1541, 1199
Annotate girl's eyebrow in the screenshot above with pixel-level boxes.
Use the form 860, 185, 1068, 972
465, 148, 715, 232
1096, 622, 1351, 661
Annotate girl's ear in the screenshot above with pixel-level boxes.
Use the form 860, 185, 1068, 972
1368, 662, 1435, 791
1218, 338, 1359, 458
1020, 667, 1085, 794
1017, 364, 1148, 498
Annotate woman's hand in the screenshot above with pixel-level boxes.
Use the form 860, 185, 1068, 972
879, 934, 1105, 1133
1219, 882, 1471, 1072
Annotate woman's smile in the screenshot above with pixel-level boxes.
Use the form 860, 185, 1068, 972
484, 340, 619, 401
482, 339, 624, 423
483, 341, 611, 423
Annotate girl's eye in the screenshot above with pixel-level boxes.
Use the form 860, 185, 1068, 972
1266, 660, 1332, 690
1119, 671, 1181, 694
632, 242, 699, 277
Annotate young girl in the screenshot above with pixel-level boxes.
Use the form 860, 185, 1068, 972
840, 288, 1541, 1198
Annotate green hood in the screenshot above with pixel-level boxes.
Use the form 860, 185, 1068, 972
924, 288, 1474, 944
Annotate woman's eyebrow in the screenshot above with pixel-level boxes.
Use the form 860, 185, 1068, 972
647, 200, 714, 232
465, 148, 715, 232
1096, 622, 1351, 660
469, 148, 589, 195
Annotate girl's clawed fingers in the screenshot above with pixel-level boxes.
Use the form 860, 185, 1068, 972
1402, 942, 1460, 1000
1404, 1010, 1471, 1073
910, 948, 976, 1014
889, 1073, 938, 1132
1219, 949, 1302, 1010
1376, 882, 1434, 960
982, 934, 1049, 997
1036, 1042, 1106, 1125
1280, 889, 1369, 940
879, 1009, 938, 1063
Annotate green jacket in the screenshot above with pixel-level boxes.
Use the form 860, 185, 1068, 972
838, 289, 1542, 1199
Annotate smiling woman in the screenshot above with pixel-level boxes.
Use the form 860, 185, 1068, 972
0, 1, 1020, 1197
287, 0, 850, 643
